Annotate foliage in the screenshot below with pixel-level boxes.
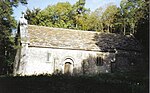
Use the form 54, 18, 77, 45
118, 0, 149, 35
134, 0, 149, 78
0, 74, 148, 93
0, 0, 27, 75
25, 0, 90, 30
86, 7, 104, 31
102, 4, 118, 32
25, 8, 41, 25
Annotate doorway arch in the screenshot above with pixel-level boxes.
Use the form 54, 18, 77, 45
63, 58, 74, 74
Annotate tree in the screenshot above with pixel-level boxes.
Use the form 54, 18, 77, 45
25, 8, 41, 25
134, 0, 149, 76
86, 7, 104, 31
25, 2, 74, 28
25, 0, 90, 30
102, 4, 118, 33
71, 0, 89, 29
112, 7, 123, 34
119, 0, 148, 35
0, 0, 27, 75
116, 0, 149, 81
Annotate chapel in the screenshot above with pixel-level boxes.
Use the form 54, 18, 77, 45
13, 14, 142, 76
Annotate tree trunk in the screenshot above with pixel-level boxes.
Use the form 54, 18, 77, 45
123, 24, 126, 35
108, 24, 110, 33
132, 24, 135, 34
133, 27, 134, 34
101, 23, 103, 32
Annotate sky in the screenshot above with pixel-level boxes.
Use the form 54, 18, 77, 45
13, 0, 121, 20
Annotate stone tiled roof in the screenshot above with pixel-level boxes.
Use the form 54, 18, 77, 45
28, 25, 142, 52
94, 33, 142, 52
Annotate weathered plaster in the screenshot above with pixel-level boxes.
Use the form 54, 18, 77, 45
15, 47, 113, 76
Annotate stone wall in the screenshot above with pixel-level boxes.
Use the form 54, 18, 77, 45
112, 50, 142, 73
14, 47, 142, 76
14, 47, 116, 76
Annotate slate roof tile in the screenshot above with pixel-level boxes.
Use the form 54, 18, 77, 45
28, 25, 142, 52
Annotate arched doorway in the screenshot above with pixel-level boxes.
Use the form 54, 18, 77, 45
64, 62, 71, 74
63, 58, 74, 74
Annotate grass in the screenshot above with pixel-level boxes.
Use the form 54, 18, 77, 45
0, 74, 148, 93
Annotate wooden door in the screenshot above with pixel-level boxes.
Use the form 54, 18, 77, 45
64, 62, 71, 74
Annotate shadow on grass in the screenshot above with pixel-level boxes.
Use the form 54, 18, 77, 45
0, 74, 148, 93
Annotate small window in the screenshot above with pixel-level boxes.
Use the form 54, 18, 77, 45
96, 57, 103, 66
47, 53, 51, 61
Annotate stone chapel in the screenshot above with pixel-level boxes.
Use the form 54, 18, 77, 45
13, 14, 142, 76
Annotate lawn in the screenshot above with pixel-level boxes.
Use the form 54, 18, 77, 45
0, 74, 148, 93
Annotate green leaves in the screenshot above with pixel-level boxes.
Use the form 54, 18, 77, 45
102, 4, 118, 33
25, 1, 89, 30
0, 0, 27, 75
119, 0, 149, 35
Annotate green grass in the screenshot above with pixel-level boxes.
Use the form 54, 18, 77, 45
0, 74, 148, 93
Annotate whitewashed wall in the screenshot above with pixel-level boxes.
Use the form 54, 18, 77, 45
15, 47, 113, 76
